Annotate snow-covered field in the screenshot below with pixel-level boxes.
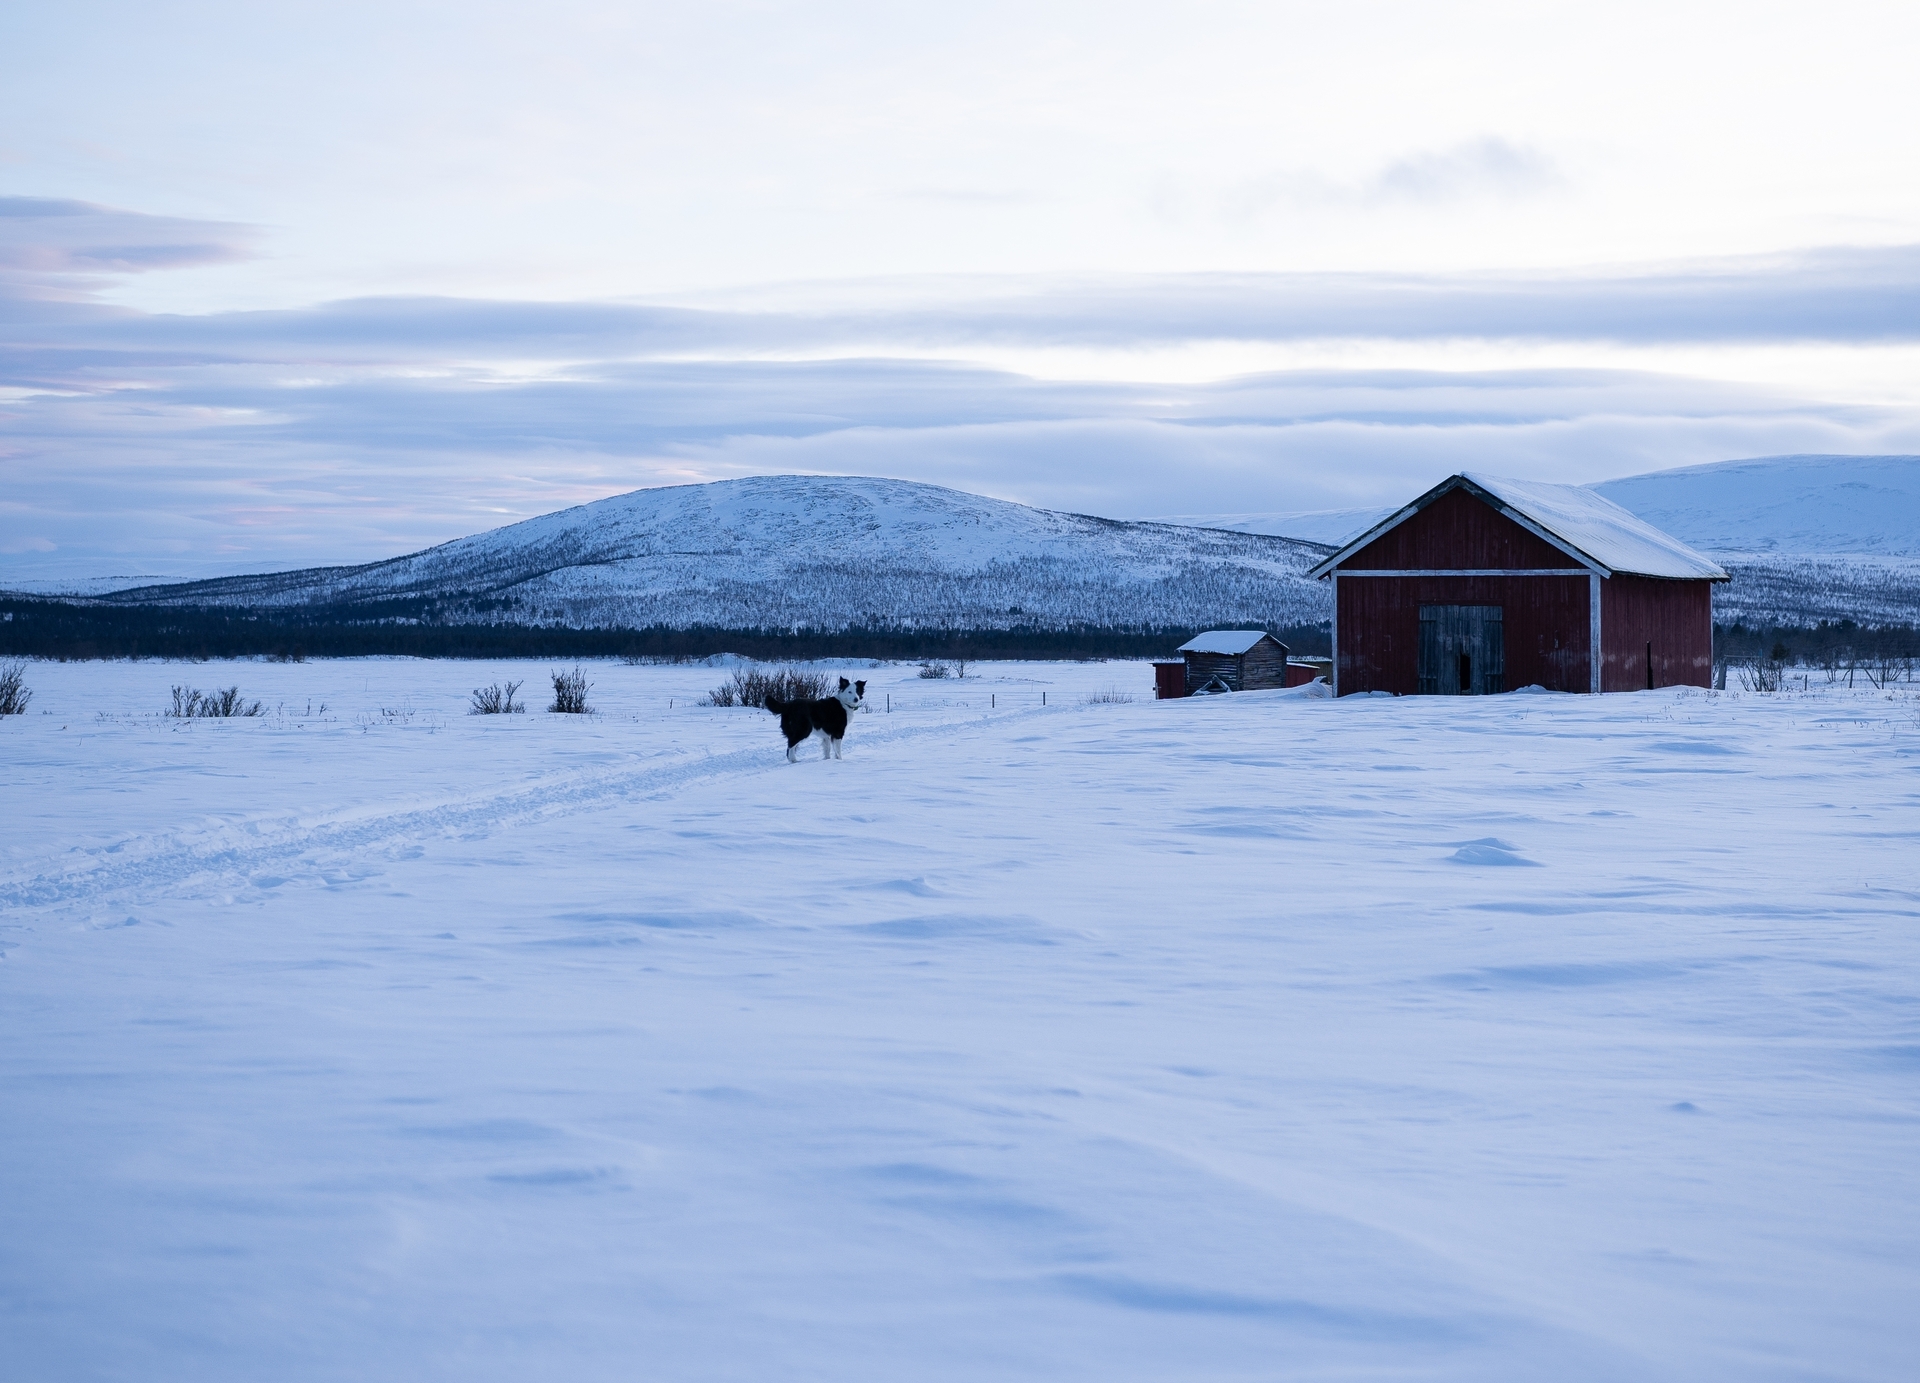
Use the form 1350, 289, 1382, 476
4, 658, 1918, 1382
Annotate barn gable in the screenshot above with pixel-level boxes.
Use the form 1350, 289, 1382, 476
1336, 487, 1579, 573
1311, 474, 1727, 581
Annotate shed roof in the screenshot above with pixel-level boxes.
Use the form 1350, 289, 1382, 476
1178, 630, 1278, 655
1308, 473, 1729, 581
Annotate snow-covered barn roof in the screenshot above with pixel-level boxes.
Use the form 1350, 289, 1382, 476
1308, 473, 1729, 581
1178, 630, 1278, 655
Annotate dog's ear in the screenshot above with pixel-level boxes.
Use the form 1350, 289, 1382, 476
839, 677, 851, 690
855, 681, 866, 696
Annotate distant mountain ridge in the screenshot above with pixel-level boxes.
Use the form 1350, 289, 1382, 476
94, 475, 1334, 632
1160, 455, 1920, 557
1588, 454, 1920, 557
49, 459, 1920, 635
1587, 455, 1920, 626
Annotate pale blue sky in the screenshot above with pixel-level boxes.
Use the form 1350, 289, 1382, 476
5, 1, 1920, 581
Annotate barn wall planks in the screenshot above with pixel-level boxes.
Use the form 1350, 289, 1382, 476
1346, 489, 1574, 571
1601, 575, 1714, 690
1337, 574, 1591, 695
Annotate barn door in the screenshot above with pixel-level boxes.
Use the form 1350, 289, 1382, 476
1418, 605, 1505, 695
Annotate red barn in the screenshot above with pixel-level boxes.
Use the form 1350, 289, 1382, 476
1309, 474, 1728, 697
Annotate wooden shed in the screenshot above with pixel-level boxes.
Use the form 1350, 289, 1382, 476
1176, 630, 1290, 694
1308, 474, 1728, 697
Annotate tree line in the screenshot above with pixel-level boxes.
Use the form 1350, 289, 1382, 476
0, 597, 1332, 663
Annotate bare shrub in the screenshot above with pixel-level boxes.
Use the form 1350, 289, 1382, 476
1083, 687, 1136, 705
470, 680, 525, 715
1862, 653, 1916, 689
704, 666, 831, 708
207, 686, 263, 717
0, 660, 30, 715
917, 661, 952, 679
1729, 642, 1793, 693
167, 685, 264, 717
549, 666, 592, 714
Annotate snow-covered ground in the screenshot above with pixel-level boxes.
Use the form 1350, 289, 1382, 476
4, 658, 1918, 1382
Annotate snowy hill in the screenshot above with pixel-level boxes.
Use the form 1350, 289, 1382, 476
1591, 455, 1920, 626
69, 460, 1920, 633
1590, 454, 1920, 557
97, 475, 1333, 631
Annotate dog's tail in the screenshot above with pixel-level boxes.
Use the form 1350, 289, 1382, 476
763, 695, 788, 714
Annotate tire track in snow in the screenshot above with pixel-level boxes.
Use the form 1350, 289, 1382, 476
3, 706, 1056, 915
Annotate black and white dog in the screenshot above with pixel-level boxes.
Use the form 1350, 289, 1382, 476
765, 677, 866, 762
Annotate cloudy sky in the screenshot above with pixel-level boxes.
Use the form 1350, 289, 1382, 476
5, 0, 1920, 582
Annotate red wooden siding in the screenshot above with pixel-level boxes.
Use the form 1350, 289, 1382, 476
1600, 575, 1714, 690
1337, 574, 1592, 695
1344, 488, 1573, 570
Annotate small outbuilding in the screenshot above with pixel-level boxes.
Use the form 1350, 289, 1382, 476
1309, 473, 1728, 697
1175, 630, 1290, 695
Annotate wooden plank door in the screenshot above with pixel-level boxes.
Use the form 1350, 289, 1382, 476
1418, 605, 1505, 695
